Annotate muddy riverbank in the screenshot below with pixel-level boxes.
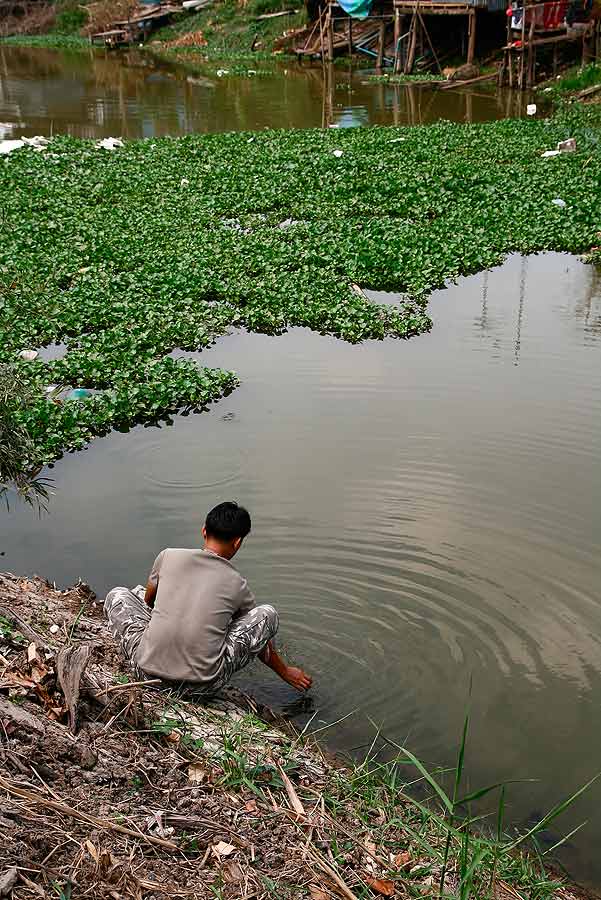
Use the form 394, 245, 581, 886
1, 570, 600, 900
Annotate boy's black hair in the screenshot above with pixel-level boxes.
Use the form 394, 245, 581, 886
205, 501, 251, 542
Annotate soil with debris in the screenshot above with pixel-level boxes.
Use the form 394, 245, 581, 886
0, 573, 599, 900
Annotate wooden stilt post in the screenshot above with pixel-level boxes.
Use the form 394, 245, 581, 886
405, 8, 418, 74
393, 7, 401, 73
376, 17, 386, 68
326, 3, 334, 62
526, 12, 535, 87
467, 7, 476, 65
347, 15, 353, 56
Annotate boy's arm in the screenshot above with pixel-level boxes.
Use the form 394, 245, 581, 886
258, 640, 312, 692
144, 550, 165, 609
144, 579, 158, 609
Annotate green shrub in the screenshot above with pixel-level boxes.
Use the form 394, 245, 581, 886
54, 1, 88, 34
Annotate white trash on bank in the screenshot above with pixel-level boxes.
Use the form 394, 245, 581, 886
96, 137, 124, 150
23, 135, 50, 151
541, 138, 577, 158
18, 349, 39, 361
0, 139, 25, 155
527, 103, 537, 116
0, 136, 50, 155
552, 198, 567, 207
557, 138, 577, 152
332, 149, 344, 158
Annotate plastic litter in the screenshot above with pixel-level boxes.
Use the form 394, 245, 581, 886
49, 624, 60, 634
0, 136, 50, 155
526, 103, 537, 116
0, 139, 25, 155
96, 137, 124, 151
557, 138, 576, 153
22, 135, 49, 151
180, 177, 189, 187
216, 69, 229, 77
332, 149, 344, 158
18, 349, 38, 361
68, 388, 93, 400
541, 150, 560, 158
551, 198, 566, 207
44, 385, 62, 402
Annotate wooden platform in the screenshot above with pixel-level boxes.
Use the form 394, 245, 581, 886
91, 2, 179, 46
394, 2, 471, 15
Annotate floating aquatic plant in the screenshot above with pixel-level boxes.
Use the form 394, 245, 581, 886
1, 104, 600, 470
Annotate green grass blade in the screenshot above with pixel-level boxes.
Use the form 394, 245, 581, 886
453, 709, 470, 805
543, 821, 588, 855
384, 740, 453, 814
456, 779, 536, 806
506, 772, 601, 851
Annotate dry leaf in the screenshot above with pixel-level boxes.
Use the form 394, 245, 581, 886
187, 763, 207, 784
245, 799, 258, 813
309, 888, 331, 900
222, 860, 244, 883
277, 764, 305, 817
364, 876, 395, 897
211, 841, 236, 859
85, 839, 99, 862
373, 807, 387, 826
164, 730, 180, 745
364, 838, 378, 873
27, 642, 37, 663
394, 850, 412, 869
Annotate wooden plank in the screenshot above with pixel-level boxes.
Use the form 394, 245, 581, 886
440, 70, 496, 88
256, 8, 297, 18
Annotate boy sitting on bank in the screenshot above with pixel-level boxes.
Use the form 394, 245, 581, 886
104, 501, 312, 696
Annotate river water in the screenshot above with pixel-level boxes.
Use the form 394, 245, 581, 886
1, 45, 600, 887
0, 43, 530, 137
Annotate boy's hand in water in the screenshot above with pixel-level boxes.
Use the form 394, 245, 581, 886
259, 641, 313, 692
281, 665, 313, 692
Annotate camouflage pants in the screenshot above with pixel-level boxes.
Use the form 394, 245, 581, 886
104, 585, 279, 696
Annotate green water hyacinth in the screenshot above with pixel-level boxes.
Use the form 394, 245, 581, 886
1, 104, 600, 470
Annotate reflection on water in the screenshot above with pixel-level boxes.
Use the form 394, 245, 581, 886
0, 44, 532, 139
1, 253, 601, 884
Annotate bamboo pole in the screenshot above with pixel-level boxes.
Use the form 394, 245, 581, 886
518, 0, 526, 89
326, 3, 334, 61
393, 7, 401, 73
376, 17, 386, 68
526, 10, 535, 86
405, 8, 418, 73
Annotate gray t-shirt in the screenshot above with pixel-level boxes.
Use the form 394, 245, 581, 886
136, 548, 255, 683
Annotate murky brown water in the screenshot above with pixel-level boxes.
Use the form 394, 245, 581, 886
0, 43, 531, 138
2, 252, 600, 884
0, 44, 599, 886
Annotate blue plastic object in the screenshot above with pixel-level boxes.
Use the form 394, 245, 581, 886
68, 388, 92, 400
336, 0, 373, 19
